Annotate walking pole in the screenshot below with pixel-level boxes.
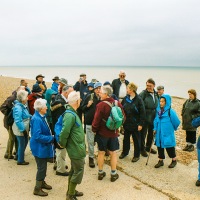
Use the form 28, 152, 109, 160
146, 134, 155, 166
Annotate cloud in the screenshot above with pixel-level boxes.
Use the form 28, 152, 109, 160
0, 0, 200, 66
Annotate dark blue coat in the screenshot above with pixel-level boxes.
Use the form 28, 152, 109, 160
30, 111, 54, 158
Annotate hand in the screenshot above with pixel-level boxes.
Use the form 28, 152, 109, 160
87, 100, 93, 107
138, 125, 142, 131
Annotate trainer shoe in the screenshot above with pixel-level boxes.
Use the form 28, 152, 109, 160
98, 171, 106, 180
111, 173, 119, 182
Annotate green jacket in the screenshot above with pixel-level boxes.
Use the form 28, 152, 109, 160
59, 105, 86, 159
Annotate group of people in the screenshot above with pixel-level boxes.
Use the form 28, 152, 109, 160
1, 70, 200, 200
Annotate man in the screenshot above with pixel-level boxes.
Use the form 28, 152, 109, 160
157, 85, 164, 98
82, 82, 102, 168
73, 73, 88, 121
92, 85, 125, 182
112, 70, 129, 101
58, 91, 86, 200
139, 78, 158, 157
36, 74, 47, 94
51, 85, 74, 176
0, 86, 25, 159
28, 84, 44, 115
20, 79, 31, 94
51, 76, 60, 93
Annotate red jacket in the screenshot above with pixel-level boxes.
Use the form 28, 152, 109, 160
92, 97, 125, 138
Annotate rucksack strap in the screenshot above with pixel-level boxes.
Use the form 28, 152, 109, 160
63, 110, 80, 127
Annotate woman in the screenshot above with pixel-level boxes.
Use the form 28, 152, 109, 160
120, 82, 146, 162
182, 89, 200, 152
153, 94, 180, 168
30, 99, 54, 197
12, 90, 31, 165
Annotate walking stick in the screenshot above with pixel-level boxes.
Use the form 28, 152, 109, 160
146, 134, 155, 166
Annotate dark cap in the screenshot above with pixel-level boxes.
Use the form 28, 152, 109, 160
80, 73, 86, 77
157, 85, 164, 90
36, 74, 45, 80
32, 84, 42, 93
52, 76, 60, 81
103, 81, 111, 86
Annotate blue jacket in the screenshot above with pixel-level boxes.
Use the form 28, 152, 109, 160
153, 94, 180, 148
51, 82, 59, 93
12, 100, 31, 133
30, 111, 54, 158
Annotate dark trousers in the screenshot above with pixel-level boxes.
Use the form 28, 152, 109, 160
35, 157, 48, 181
140, 123, 154, 151
186, 131, 196, 144
69, 158, 85, 184
157, 147, 176, 159
122, 129, 141, 158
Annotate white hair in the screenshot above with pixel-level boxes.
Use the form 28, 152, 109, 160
101, 85, 113, 97
68, 91, 80, 104
17, 90, 28, 102
34, 98, 47, 111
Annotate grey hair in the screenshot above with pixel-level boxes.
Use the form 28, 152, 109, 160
34, 98, 47, 111
62, 85, 73, 92
17, 90, 28, 102
101, 85, 113, 97
68, 91, 80, 104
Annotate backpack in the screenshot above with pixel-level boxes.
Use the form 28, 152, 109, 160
192, 116, 200, 128
103, 100, 124, 131
54, 110, 80, 144
7, 108, 14, 126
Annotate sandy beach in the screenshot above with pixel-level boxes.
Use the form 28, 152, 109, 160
0, 76, 200, 200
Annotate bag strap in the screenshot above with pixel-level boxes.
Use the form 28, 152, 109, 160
63, 110, 80, 127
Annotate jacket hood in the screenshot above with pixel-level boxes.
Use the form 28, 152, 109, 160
45, 89, 57, 104
160, 94, 171, 111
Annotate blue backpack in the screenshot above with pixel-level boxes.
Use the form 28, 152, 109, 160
54, 110, 80, 144
192, 116, 200, 128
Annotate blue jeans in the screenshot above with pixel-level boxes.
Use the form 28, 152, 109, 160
197, 136, 200, 180
16, 135, 28, 163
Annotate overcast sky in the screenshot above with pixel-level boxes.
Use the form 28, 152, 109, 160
0, 0, 200, 66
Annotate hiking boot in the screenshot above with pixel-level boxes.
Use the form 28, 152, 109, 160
98, 171, 106, 180
187, 145, 194, 152
111, 173, 119, 182
75, 190, 83, 197
141, 150, 148, 157
146, 147, 157, 154
195, 180, 200, 186
89, 157, 95, 168
119, 153, 128, 159
154, 160, 164, 168
183, 144, 190, 151
66, 194, 77, 200
41, 181, 52, 190
17, 161, 29, 165
131, 157, 140, 162
33, 181, 48, 196
168, 160, 177, 168
56, 171, 69, 176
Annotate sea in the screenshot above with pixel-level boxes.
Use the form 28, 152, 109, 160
0, 66, 200, 99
